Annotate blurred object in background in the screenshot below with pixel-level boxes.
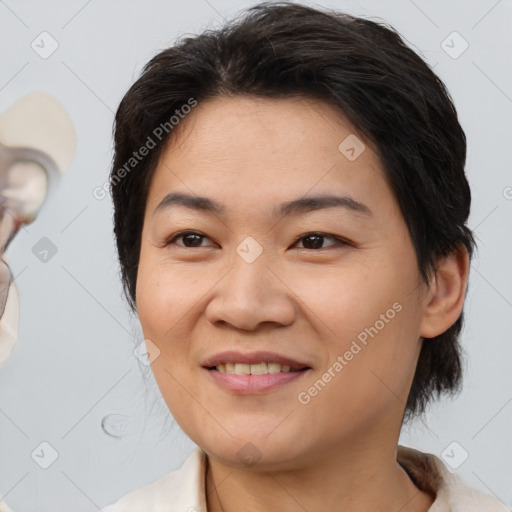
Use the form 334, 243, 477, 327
0, 92, 75, 365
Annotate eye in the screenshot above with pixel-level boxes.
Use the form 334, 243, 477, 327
165, 230, 214, 248
164, 230, 351, 250
292, 232, 350, 250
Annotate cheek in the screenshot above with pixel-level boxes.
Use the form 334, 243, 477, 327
136, 260, 204, 430
292, 251, 422, 411
288, 251, 417, 339
135, 255, 214, 392
136, 254, 201, 340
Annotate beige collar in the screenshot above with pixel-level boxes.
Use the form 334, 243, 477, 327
101, 445, 510, 511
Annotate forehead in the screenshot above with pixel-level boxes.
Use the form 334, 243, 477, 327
163, 95, 362, 165
145, 95, 395, 221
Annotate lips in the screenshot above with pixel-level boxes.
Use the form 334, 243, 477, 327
216, 362, 300, 375
202, 350, 311, 371
202, 351, 311, 394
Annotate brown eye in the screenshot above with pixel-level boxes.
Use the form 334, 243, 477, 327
294, 233, 348, 250
164, 231, 350, 250
166, 231, 212, 248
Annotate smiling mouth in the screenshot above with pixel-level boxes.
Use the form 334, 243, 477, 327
208, 362, 310, 375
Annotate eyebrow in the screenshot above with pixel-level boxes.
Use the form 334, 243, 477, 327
153, 192, 372, 219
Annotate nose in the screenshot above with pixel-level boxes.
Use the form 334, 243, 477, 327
204, 247, 297, 332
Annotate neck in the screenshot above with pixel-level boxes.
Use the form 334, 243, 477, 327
205, 436, 434, 512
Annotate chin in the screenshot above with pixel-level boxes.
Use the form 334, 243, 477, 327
197, 430, 310, 471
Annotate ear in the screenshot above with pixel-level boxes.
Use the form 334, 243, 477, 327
419, 246, 470, 339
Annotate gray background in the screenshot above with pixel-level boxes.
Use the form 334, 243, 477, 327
0, 0, 510, 510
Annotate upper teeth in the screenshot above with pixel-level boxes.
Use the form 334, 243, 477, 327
216, 362, 297, 375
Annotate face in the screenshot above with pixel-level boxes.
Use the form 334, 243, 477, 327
136, 96, 431, 469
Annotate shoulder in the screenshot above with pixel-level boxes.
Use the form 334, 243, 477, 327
102, 447, 207, 512
397, 445, 510, 512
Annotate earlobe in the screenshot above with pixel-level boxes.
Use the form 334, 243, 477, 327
419, 246, 470, 339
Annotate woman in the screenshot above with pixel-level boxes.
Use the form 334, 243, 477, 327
102, 2, 509, 510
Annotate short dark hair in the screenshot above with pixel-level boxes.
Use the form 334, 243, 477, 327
110, 1, 475, 422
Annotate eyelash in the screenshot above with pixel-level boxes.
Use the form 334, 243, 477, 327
164, 230, 352, 250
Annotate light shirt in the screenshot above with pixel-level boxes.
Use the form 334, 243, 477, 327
102, 445, 510, 511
